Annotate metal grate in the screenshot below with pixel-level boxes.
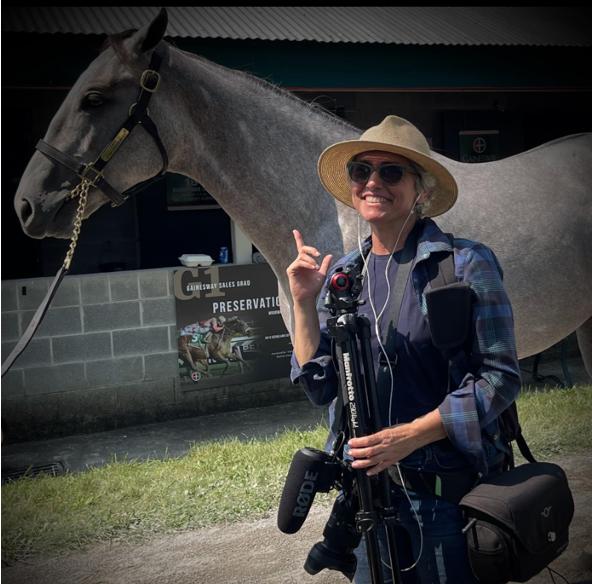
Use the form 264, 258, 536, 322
2, 460, 67, 483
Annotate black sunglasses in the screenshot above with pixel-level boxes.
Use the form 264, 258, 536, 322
347, 161, 418, 185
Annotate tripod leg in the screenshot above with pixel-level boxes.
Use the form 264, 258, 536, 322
355, 521, 413, 584
365, 527, 385, 584
355, 471, 386, 583
358, 320, 401, 582
329, 313, 403, 584
380, 474, 401, 581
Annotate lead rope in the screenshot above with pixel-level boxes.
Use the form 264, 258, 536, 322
63, 178, 90, 269
1, 179, 89, 377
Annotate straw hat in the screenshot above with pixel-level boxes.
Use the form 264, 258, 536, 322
317, 115, 458, 217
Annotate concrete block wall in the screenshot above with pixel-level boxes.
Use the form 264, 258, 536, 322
1, 268, 298, 441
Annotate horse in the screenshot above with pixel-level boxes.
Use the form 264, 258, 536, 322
178, 316, 252, 377
177, 334, 211, 378
206, 316, 252, 375
12, 9, 592, 378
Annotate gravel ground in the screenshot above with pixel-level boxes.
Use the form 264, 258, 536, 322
3, 454, 591, 584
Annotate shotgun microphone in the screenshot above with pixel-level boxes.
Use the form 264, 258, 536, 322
277, 447, 341, 534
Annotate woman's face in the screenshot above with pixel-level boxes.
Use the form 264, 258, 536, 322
350, 151, 425, 229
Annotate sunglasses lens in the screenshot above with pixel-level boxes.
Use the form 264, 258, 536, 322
380, 165, 404, 184
347, 162, 407, 185
347, 162, 371, 184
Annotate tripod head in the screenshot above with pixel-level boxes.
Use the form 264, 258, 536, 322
324, 261, 365, 316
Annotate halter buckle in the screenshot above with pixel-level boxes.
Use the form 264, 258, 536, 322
140, 69, 160, 93
80, 163, 104, 187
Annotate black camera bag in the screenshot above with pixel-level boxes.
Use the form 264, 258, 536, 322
459, 462, 574, 584
427, 237, 574, 582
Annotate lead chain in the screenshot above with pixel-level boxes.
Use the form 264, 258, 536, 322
63, 179, 90, 270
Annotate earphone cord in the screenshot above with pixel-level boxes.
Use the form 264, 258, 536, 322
356, 194, 424, 573
356, 193, 421, 427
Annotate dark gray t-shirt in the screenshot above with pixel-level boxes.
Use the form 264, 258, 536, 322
357, 250, 449, 427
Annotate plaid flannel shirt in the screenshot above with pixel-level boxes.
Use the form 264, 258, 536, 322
290, 218, 521, 475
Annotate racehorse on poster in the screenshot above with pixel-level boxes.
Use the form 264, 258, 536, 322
178, 316, 252, 378
12, 9, 592, 376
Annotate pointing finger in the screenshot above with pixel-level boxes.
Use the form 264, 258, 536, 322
292, 229, 304, 252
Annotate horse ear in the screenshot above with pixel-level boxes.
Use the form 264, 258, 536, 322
122, 7, 168, 59
141, 8, 168, 52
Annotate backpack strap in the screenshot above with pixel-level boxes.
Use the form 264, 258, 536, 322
428, 235, 536, 469
500, 402, 537, 465
425, 235, 473, 360
429, 233, 456, 289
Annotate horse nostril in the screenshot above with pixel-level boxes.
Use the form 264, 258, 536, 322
19, 199, 33, 224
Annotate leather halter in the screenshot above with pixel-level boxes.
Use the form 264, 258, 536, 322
2, 51, 169, 379
35, 50, 169, 207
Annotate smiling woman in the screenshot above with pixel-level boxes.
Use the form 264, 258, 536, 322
348, 151, 426, 253
287, 114, 523, 583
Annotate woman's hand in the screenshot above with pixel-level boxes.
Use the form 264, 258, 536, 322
347, 410, 447, 476
286, 229, 333, 305
347, 424, 418, 476
287, 229, 333, 366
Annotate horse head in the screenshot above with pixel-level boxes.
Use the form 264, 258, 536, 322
14, 9, 170, 239
223, 316, 252, 338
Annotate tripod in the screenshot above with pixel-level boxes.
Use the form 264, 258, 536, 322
324, 263, 402, 584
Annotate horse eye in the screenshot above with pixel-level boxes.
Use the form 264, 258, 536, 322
82, 92, 105, 108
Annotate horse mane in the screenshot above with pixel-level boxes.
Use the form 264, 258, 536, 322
96, 33, 358, 132
171, 42, 359, 134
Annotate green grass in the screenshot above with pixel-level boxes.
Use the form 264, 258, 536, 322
1, 425, 330, 564
2, 386, 591, 563
515, 384, 592, 459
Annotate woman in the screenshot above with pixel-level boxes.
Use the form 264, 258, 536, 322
287, 115, 521, 583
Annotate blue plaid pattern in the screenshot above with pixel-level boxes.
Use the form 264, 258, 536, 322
291, 219, 521, 474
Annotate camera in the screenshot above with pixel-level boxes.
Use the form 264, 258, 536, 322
304, 489, 362, 581
325, 263, 364, 315
277, 443, 365, 581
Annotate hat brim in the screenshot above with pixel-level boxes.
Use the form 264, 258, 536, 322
317, 140, 458, 218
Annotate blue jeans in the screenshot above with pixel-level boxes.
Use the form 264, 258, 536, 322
353, 442, 489, 584
353, 489, 477, 583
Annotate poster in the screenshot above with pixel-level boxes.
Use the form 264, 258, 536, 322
173, 263, 293, 388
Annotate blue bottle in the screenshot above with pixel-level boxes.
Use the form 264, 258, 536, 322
218, 246, 229, 264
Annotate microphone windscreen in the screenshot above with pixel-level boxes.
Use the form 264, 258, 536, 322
277, 448, 331, 534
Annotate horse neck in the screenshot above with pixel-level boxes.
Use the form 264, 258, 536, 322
162, 45, 355, 280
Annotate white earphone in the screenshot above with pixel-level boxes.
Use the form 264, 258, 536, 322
356, 192, 425, 572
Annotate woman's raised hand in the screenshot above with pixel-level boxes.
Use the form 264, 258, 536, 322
286, 229, 333, 305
